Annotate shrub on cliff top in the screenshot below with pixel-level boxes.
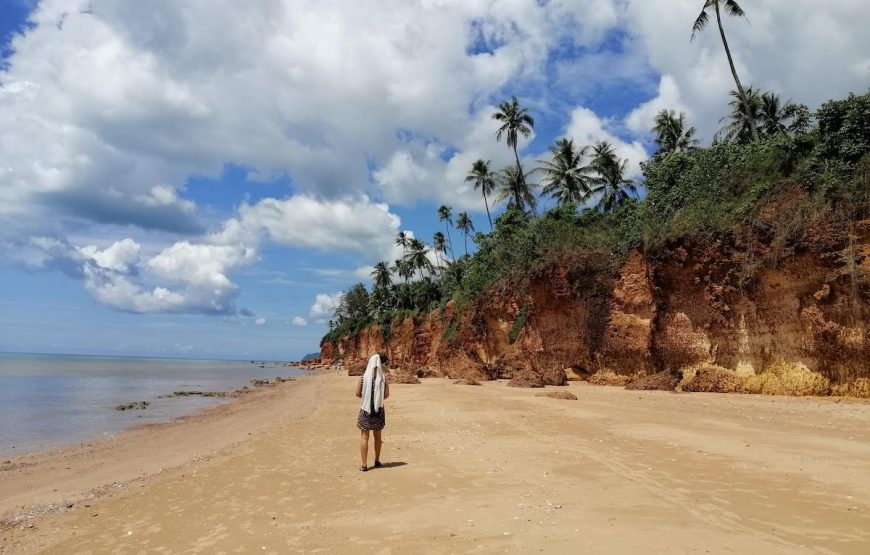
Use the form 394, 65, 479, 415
451, 201, 640, 306
642, 91, 870, 251
814, 92, 870, 168
642, 139, 788, 249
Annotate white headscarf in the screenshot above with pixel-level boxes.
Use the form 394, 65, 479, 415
360, 353, 386, 414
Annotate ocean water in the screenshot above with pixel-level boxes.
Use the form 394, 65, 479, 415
0, 352, 303, 457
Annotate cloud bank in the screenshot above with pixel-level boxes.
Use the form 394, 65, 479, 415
1, 0, 866, 317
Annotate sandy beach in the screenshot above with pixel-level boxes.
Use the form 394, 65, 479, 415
2, 373, 869, 554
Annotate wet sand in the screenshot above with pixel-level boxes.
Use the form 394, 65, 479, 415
2, 374, 869, 554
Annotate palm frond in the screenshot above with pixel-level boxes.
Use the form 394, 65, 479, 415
691, 9, 709, 39
723, 0, 745, 17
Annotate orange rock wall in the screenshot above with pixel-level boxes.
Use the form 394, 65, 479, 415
321, 222, 869, 389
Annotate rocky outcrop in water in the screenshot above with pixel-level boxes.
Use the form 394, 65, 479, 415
115, 401, 149, 411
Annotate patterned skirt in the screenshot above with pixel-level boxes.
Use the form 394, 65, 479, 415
357, 408, 386, 431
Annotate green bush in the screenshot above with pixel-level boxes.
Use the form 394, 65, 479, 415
641, 139, 788, 249
815, 92, 870, 167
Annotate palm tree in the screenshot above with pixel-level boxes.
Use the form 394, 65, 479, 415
392, 258, 411, 285
720, 87, 761, 143
692, 0, 758, 141
395, 231, 410, 255
437, 205, 455, 257
456, 212, 474, 257
759, 92, 791, 138
370, 261, 392, 290
465, 159, 497, 229
652, 110, 699, 154
405, 238, 433, 280
492, 96, 534, 189
445, 259, 465, 285
369, 262, 393, 319
432, 232, 447, 277
396, 258, 414, 282
590, 140, 637, 212
391, 258, 412, 308
444, 258, 465, 287
496, 166, 537, 215
536, 138, 595, 205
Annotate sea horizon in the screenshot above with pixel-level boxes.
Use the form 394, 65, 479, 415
0, 350, 298, 364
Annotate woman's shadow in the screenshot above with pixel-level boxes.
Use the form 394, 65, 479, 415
373, 462, 407, 469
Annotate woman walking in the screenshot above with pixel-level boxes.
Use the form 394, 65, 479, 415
355, 353, 390, 471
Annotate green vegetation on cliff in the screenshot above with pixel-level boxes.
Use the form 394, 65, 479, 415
321, 91, 869, 347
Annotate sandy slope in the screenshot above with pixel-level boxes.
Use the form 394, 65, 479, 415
2, 374, 869, 554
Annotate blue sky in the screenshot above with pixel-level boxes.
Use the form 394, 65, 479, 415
0, 0, 867, 360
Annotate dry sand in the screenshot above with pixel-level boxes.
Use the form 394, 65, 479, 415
2, 373, 869, 554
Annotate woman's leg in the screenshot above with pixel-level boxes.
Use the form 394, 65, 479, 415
359, 430, 370, 467
373, 430, 383, 463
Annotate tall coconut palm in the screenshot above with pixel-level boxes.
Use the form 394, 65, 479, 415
465, 159, 497, 229
392, 258, 413, 308
432, 232, 447, 277
536, 138, 595, 205
405, 238, 433, 280
496, 166, 537, 215
492, 96, 534, 189
369, 262, 393, 319
370, 261, 392, 290
437, 205, 455, 257
720, 87, 761, 143
456, 212, 474, 257
652, 110, 699, 154
692, 0, 758, 141
590, 140, 637, 212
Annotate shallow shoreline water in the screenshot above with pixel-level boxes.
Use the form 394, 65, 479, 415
0, 352, 302, 457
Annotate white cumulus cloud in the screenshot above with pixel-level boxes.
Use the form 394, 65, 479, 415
564, 107, 648, 179
79, 238, 141, 273
625, 75, 691, 136
238, 195, 401, 258
309, 292, 343, 324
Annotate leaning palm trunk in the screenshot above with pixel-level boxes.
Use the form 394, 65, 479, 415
444, 224, 454, 258
715, 3, 757, 141
513, 148, 536, 216
483, 193, 493, 230
512, 147, 531, 211
513, 146, 524, 185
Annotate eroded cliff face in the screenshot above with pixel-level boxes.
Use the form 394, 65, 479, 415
322, 220, 869, 396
